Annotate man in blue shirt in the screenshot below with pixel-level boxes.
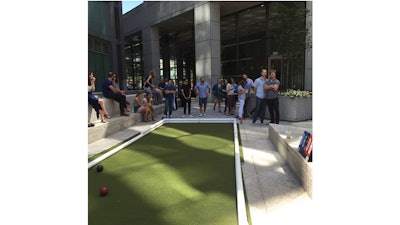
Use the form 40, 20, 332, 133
264, 69, 280, 124
195, 76, 211, 117
252, 68, 268, 125
163, 78, 176, 118
102, 72, 129, 116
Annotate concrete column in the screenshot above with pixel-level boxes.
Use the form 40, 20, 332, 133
142, 26, 161, 83
194, 2, 221, 86
304, 1, 312, 90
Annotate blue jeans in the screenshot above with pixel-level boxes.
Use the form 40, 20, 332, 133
252, 97, 267, 123
164, 98, 173, 116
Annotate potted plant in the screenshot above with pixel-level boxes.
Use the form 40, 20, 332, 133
265, 89, 312, 121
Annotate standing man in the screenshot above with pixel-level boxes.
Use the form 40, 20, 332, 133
252, 68, 268, 125
195, 76, 211, 117
264, 69, 280, 124
162, 78, 176, 118
242, 74, 254, 118
181, 78, 193, 117
102, 72, 129, 116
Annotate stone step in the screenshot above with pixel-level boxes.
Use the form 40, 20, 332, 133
88, 94, 145, 122
88, 104, 165, 144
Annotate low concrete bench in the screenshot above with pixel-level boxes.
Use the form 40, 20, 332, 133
88, 94, 164, 144
268, 124, 313, 198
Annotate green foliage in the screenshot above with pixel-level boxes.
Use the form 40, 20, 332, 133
273, 2, 311, 56
279, 89, 312, 98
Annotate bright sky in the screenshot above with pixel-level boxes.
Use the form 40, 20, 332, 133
122, 1, 144, 14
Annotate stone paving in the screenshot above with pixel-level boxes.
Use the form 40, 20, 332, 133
88, 100, 313, 224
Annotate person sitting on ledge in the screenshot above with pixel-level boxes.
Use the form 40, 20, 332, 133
88, 72, 110, 127
102, 72, 130, 116
133, 91, 155, 122
111, 73, 132, 112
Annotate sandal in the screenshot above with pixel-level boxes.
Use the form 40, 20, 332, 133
104, 114, 111, 119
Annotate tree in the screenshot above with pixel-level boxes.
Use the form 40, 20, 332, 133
271, 2, 311, 90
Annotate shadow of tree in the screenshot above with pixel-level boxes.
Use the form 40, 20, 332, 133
89, 123, 238, 225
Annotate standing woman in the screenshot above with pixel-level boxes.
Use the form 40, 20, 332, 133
144, 70, 163, 104
237, 79, 246, 123
88, 72, 110, 126
212, 78, 223, 113
225, 78, 235, 116
222, 79, 228, 114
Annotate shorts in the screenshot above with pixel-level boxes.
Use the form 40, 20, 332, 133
199, 97, 208, 106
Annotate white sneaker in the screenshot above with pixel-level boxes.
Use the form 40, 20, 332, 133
199, 113, 203, 117
169, 115, 173, 118
188, 114, 194, 118
203, 113, 206, 116
162, 114, 167, 119
182, 114, 186, 118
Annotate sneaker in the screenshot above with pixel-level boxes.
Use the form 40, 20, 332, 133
203, 113, 206, 116
162, 114, 167, 119
169, 115, 173, 118
188, 114, 194, 118
260, 122, 264, 126
182, 114, 186, 118
199, 113, 203, 117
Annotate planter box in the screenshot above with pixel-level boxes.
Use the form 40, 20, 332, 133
265, 96, 312, 122
269, 124, 313, 198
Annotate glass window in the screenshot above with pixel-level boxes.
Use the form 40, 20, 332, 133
125, 32, 143, 90
221, 45, 237, 61
237, 5, 265, 28
88, 1, 110, 36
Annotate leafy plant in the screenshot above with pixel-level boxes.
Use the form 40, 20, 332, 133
279, 89, 312, 98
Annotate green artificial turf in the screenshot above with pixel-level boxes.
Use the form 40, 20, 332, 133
88, 123, 238, 225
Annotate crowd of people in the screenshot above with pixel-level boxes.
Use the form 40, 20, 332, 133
88, 67, 280, 127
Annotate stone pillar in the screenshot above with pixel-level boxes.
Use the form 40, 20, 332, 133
194, 2, 221, 87
142, 27, 161, 83
304, 1, 312, 90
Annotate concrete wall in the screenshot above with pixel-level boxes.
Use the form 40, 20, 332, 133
89, 1, 125, 89
123, 1, 312, 90
269, 124, 313, 198
142, 27, 160, 81
194, 2, 221, 86
124, 1, 200, 36
304, 1, 312, 90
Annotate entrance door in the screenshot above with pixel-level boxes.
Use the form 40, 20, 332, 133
268, 55, 282, 79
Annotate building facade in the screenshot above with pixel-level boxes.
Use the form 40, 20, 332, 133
88, 1, 125, 91
124, 1, 312, 91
